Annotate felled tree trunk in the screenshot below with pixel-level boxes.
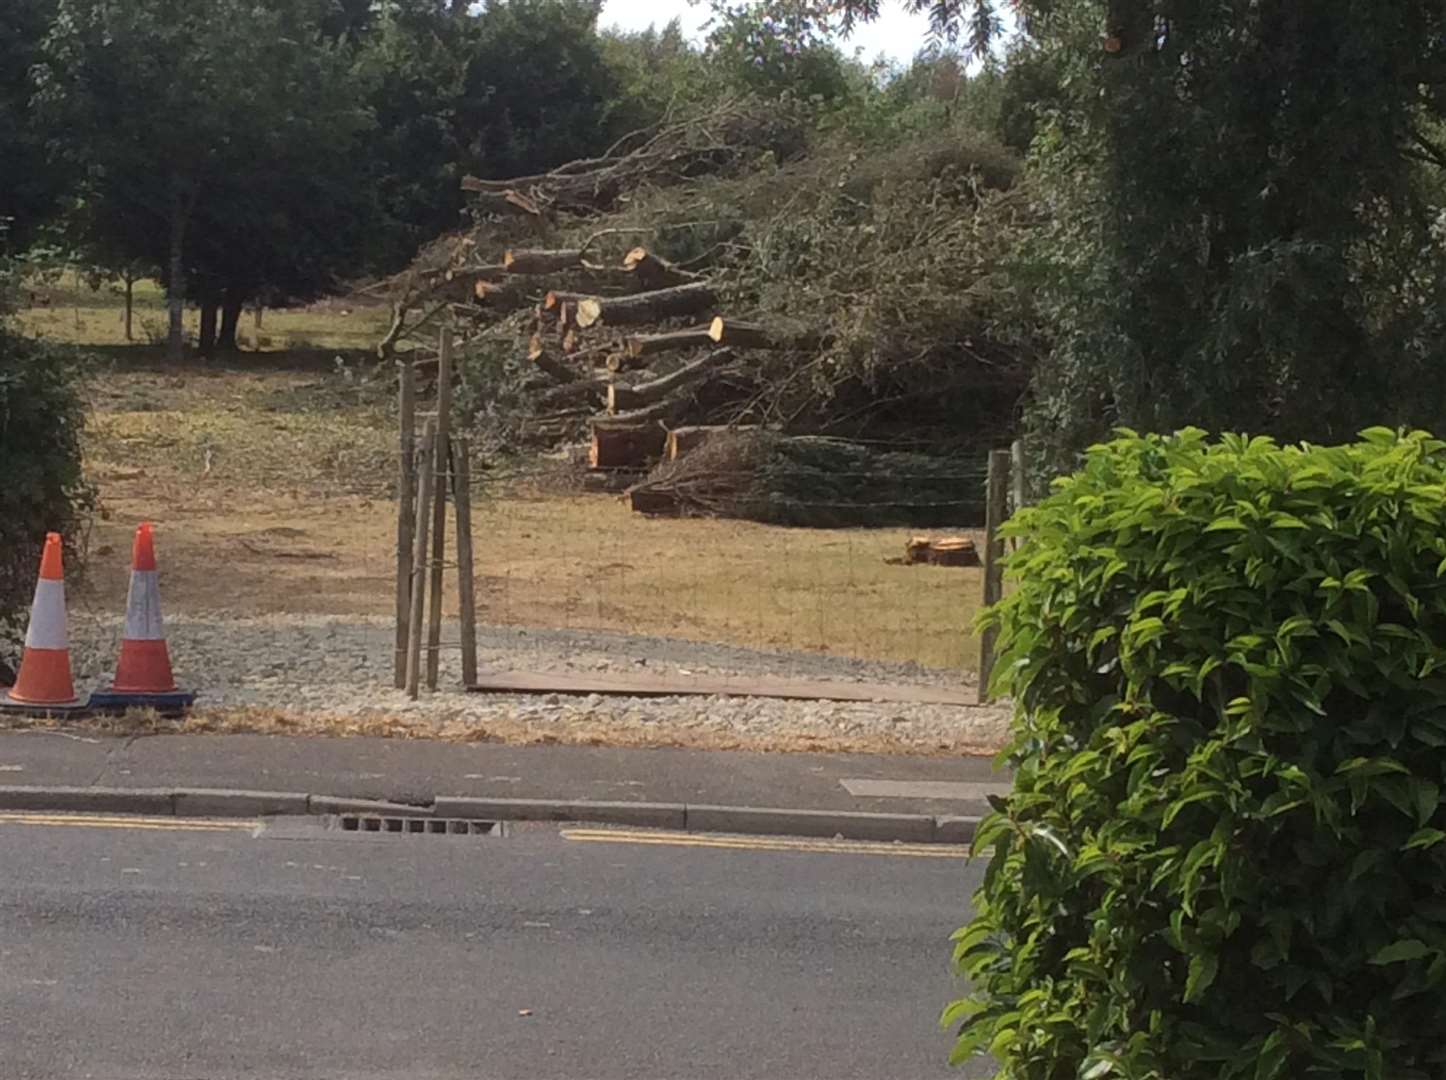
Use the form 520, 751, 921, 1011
708, 317, 820, 351
607, 350, 729, 413
575, 282, 716, 329
624, 327, 715, 359
589, 423, 667, 468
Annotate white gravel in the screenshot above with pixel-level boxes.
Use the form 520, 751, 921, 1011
58, 612, 1010, 755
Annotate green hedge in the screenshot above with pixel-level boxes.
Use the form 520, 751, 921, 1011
0, 326, 91, 647
949, 429, 1446, 1079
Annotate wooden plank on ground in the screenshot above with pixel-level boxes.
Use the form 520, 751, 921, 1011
467, 669, 976, 707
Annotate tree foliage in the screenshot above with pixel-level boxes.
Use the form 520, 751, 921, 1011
1007, 1, 1446, 472
0, 249, 91, 648
954, 428, 1446, 1079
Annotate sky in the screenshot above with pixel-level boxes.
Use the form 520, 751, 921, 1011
599, 1, 941, 65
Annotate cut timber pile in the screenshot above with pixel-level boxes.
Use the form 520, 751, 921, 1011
904, 536, 981, 567
382, 100, 1021, 493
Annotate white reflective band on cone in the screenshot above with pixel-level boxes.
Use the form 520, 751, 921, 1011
24, 578, 68, 651
123, 570, 165, 641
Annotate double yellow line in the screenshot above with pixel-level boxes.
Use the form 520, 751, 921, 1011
0, 811, 256, 833
561, 827, 968, 859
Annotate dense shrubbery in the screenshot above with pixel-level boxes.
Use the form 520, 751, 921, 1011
0, 283, 91, 646
950, 429, 1446, 1078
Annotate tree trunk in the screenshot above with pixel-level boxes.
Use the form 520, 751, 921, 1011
123, 276, 135, 342
575, 282, 717, 329
197, 300, 219, 356
218, 289, 244, 351
166, 185, 191, 364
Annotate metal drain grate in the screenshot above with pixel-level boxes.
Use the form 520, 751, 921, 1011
334, 814, 500, 837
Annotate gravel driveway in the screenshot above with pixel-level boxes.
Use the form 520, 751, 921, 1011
52, 612, 1009, 756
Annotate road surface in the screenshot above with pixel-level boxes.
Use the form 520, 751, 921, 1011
0, 813, 987, 1080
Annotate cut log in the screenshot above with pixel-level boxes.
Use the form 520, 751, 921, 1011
628, 488, 680, 516
622, 247, 699, 290
472, 280, 530, 313
575, 282, 717, 329
624, 326, 715, 359
929, 538, 981, 567
708, 317, 821, 351
665, 424, 757, 461
589, 423, 667, 469
902, 535, 981, 568
904, 536, 933, 565
505, 249, 584, 275
607, 350, 730, 413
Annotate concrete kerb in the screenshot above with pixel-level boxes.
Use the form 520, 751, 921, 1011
0, 786, 980, 845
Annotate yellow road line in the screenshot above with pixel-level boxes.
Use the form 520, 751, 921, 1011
560, 828, 967, 859
0, 811, 255, 833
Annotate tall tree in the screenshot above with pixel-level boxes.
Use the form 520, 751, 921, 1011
458, 0, 623, 180
353, 0, 474, 275
0, 0, 63, 250
34, 0, 371, 359
833, 1, 1446, 466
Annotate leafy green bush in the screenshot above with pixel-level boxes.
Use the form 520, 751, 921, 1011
0, 326, 92, 647
949, 428, 1446, 1079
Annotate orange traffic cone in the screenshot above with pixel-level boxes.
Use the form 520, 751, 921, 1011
91, 523, 194, 715
3, 533, 86, 711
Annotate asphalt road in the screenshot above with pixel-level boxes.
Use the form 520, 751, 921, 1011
0, 814, 988, 1080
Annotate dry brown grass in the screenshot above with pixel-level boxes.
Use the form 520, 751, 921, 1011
33, 283, 982, 673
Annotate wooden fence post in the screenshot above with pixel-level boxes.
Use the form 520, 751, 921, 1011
978, 448, 1011, 704
453, 435, 478, 687
394, 360, 417, 689
406, 419, 437, 700
425, 328, 454, 690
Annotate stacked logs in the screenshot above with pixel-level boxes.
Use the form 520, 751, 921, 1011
442, 238, 822, 482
